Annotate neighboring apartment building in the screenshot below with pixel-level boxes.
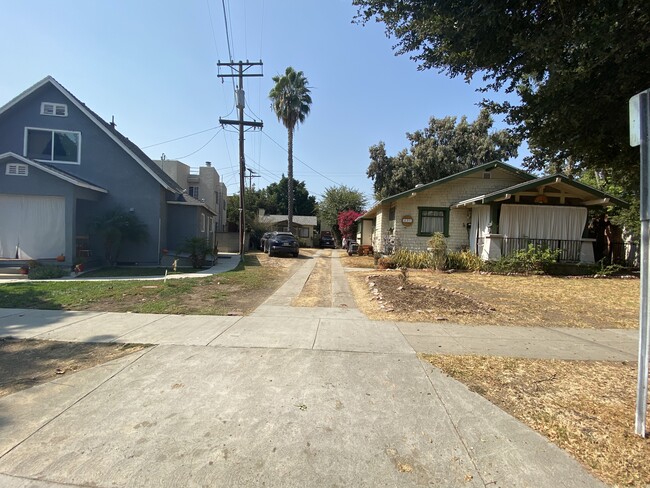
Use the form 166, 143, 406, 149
154, 159, 228, 232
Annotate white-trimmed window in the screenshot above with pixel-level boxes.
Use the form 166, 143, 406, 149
24, 128, 81, 164
6, 163, 28, 176
189, 186, 199, 199
40, 102, 68, 117
298, 227, 309, 238
201, 213, 206, 232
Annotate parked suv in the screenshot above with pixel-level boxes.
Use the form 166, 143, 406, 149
319, 232, 336, 249
266, 231, 299, 257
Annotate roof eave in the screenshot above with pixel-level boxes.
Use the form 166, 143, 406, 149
0, 76, 182, 194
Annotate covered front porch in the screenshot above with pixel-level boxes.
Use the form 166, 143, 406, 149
454, 174, 628, 264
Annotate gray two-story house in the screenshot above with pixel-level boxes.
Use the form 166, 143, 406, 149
0, 76, 216, 265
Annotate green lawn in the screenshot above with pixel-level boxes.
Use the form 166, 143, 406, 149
0, 256, 282, 315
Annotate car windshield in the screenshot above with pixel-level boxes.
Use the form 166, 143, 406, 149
274, 234, 295, 241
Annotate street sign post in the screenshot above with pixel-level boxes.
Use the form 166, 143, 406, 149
630, 89, 650, 437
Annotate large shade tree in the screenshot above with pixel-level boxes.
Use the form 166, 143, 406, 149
367, 108, 520, 199
354, 0, 650, 208
269, 67, 313, 234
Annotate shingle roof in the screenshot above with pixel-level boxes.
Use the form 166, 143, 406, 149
260, 215, 317, 226
358, 161, 534, 220
452, 174, 628, 208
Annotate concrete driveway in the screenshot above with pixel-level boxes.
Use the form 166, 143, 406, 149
0, 251, 613, 487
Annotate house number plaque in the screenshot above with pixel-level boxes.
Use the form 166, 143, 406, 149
402, 215, 413, 227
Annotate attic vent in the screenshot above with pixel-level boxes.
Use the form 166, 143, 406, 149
483, 172, 492, 179
41, 102, 68, 117
6, 163, 28, 176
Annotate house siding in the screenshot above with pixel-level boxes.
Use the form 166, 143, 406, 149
0, 82, 167, 263
372, 169, 527, 253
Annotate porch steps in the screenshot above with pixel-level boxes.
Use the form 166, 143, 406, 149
0, 267, 28, 280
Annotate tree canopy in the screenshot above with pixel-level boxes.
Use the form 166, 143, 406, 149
318, 186, 367, 238
354, 1, 650, 179
226, 177, 317, 231
367, 108, 519, 199
262, 176, 317, 216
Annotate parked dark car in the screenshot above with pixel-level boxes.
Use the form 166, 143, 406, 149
259, 232, 273, 251
266, 231, 299, 257
319, 233, 336, 249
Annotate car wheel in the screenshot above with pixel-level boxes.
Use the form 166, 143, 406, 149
293, 252, 299, 257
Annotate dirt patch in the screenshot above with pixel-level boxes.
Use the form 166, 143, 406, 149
0, 337, 149, 397
423, 354, 650, 486
347, 269, 639, 328
365, 273, 493, 317
292, 250, 332, 307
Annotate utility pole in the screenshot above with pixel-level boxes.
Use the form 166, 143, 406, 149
218, 60, 263, 259
246, 167, 260, 190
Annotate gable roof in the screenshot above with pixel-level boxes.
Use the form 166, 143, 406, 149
0, 152, 107, 193
359, 161, 534, 219
452, 173, 628, 208
0, 76, 183, 193
260, 214, 317, 226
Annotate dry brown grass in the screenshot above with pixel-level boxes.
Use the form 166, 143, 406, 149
339, 250, 376, 269
347, 269, 639, 328
292, 249, 332, 307
423, 354, 650, 486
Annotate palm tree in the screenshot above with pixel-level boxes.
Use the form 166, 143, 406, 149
269, 67, 312, 234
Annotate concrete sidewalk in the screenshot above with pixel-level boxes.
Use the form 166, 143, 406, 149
0, 251, 614, 487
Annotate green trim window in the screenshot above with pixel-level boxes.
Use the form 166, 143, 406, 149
417, 207, 449, 236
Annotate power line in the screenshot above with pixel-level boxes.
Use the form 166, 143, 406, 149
261, 130, 344, 187
141, 126, 220, 149
221, 0, 234, 61
205, 0, 220, 58
171, 128, 223, 159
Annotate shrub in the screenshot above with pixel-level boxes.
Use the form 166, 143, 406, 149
391, 249, 434, 269
180, 237, 212, 268
28, 265, 68, 280
377, 256, 396, 269
489, 244, 561, 275
446, 251, 483, 271
427, 233, 448, 270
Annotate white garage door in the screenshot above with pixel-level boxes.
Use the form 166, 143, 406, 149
0, 195, 65, 259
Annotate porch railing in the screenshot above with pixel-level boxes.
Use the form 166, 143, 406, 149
502, 238, 582, 263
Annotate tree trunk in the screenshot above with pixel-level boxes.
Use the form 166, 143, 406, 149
287, 126, 294, 234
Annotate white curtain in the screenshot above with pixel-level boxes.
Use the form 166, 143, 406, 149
499, 204, 587, 240
0, 195, 65, 259
470, 205, 491, 253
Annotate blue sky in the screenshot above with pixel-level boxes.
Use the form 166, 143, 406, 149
1, 0, 525, 206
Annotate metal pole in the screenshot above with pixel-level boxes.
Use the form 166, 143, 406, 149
633, 89, 650, 437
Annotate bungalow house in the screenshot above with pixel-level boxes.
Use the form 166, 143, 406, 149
258, 210, 318, 247
356, 161, 627, 263
0, 76, 215, 265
